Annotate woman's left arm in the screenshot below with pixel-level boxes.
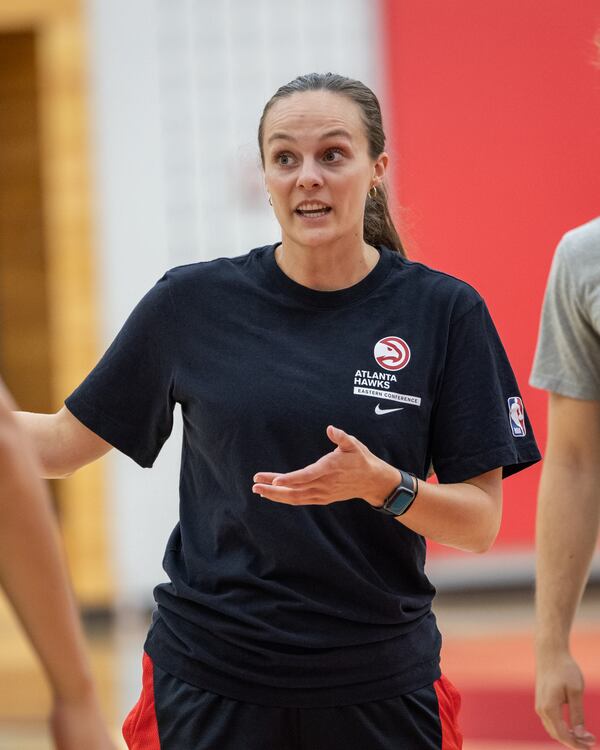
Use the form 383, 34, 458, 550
253, 424, 502, 554
391, 466, 502, 554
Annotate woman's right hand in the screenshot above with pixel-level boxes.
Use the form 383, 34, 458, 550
50, 689, 117, 750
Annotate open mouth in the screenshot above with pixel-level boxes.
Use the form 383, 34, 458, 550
295, 204, 332, 218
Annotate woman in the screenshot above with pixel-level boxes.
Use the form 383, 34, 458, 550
20, 73, 540, 749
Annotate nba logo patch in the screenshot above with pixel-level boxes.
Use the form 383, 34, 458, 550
507, 396, 526, 437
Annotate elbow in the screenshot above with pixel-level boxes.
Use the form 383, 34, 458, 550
471, 537, 496, 555
471, 518, 501, 554
41, 462, 76, 479
0, 434, 69, 480
470, 488, 503, 554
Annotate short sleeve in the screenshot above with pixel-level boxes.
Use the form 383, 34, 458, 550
431, 299, 541, 484
529, 238, 600, 400
65, 274, 178, 468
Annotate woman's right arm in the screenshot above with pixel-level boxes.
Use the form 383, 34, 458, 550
16, 407, 113, 478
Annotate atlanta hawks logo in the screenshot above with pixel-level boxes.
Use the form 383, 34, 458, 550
374, 336, 411, 371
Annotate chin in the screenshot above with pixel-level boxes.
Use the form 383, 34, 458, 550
289, 227, 342, 249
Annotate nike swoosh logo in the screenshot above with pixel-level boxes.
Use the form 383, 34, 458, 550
375, 404, 404, 415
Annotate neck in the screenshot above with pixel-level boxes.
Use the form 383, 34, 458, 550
275, 236, 380, 291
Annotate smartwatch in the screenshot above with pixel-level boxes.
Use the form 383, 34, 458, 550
373, 470, 418, 516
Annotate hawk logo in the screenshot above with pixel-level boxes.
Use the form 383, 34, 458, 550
374, 336, 411, 371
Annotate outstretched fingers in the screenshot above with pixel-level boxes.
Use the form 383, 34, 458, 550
252, 472, 283, 485
270, 457, 329, 487
253, 482, 324, 505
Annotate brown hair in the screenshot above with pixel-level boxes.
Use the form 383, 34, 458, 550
258, 72, 406, 257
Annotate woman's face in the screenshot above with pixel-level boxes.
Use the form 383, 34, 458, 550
262, 90, 387, 250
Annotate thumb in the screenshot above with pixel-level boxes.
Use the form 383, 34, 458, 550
326, 425, 356, 451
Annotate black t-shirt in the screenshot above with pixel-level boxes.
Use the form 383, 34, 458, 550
66, 244, 540, 707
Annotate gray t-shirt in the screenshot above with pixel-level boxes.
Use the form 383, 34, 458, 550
530, 216, 600, 400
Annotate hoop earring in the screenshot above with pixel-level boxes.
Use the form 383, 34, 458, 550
368, 186, 378, 199
268, 194, 273, 206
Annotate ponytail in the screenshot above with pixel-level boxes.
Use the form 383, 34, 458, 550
364, 183, 405, 256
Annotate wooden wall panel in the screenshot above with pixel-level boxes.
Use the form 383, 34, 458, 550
0, 32, 52, 413
0, 1, 112, 606
0, 0, 79, 30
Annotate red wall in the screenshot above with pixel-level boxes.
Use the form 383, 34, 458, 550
381, 1, 600, 550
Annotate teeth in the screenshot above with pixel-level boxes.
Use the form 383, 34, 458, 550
296, 204, 331, 217
297, 203, 329, 211
298, 209, 329, 217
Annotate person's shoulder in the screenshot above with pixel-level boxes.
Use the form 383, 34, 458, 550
555, 216, 600, 264
162, 245, 271, 287
387, 248, 483, 319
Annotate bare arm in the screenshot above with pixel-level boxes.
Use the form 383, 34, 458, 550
254, 424, 502, 554
15, 406, 112, 478
393, 465, 501, 554
0, 382, 115, 749
535, 393, 600, 749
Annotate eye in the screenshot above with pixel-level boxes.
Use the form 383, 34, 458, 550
322, 148, 344, 163
275, 152, 296, 167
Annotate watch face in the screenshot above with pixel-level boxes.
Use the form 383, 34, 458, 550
375, 473, 417, 516
384, 474, 416, 515
386, 487, 414, 515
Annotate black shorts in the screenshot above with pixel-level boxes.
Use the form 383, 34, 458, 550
123, 653, 462, 750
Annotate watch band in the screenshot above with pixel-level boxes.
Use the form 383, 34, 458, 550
373, 470, 418, 516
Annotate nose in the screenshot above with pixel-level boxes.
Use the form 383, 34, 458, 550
296, 158, 323, 190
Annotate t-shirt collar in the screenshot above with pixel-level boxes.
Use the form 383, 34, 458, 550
262, 242, 394, 309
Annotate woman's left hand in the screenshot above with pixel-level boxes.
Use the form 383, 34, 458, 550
253, 425, 400, 507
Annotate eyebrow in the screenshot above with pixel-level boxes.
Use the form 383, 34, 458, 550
266, 128, 353, 145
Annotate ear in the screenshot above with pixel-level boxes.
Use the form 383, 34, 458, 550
372, 151, 389, 187
263, 175, 272, 205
